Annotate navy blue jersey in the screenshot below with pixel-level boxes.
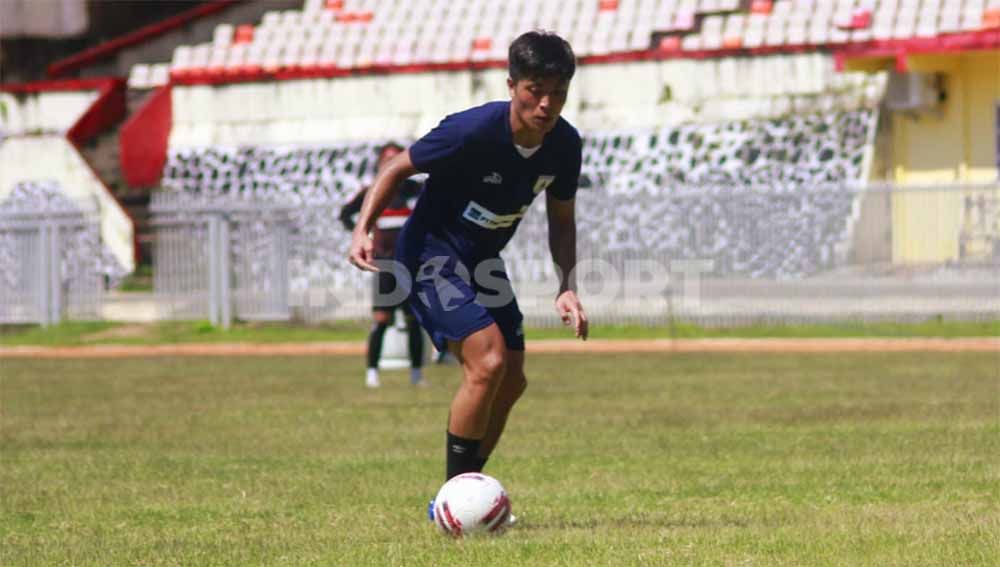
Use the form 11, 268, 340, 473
404, 101, 582, 263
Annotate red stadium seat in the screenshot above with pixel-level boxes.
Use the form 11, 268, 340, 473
234, 24, 254, 44
722, 34, 743, 49
849, 9, 872, 30
984, 8, 1000, 30
658, 35, 681, 51
472, 37, 492, 51
750, 0, 773, 16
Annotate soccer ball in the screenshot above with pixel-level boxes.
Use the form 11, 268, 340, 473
432, 473, 511, 537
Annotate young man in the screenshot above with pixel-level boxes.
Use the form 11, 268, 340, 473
348, 31, 588, 490
340, 142, 425, 388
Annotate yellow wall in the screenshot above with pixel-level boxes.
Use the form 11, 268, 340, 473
890, 51, 999, 183
849, 50, 999, 264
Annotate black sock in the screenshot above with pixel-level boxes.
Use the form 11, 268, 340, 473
367, 322, 388, 369
446, 431, 483, 480
407, 319, 424, 368
475, 455, 489, 472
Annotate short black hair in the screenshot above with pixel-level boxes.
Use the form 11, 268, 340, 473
508, 31, 576, 83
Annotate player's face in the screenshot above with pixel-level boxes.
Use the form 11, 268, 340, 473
508, 76, 570, 136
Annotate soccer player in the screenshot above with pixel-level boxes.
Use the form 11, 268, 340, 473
340, 142, 425, 388
347, 31, 588, 484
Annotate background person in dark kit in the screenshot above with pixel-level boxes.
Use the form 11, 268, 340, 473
340, 142, 426, 388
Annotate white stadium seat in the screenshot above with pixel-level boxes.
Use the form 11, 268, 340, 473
213, 23, 234, 46
128, 64, 151, 89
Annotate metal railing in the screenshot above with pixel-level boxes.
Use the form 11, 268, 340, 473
148, 183, 1000, 328
0, 209, 105, 325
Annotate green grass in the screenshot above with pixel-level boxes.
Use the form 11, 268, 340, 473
117, 265, 154, 292
1, 318, 997, 347
1, 353, 997, 565
527, 319, 1000, 340
0, 321, 373, 346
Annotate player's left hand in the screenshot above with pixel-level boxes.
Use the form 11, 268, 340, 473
555, 290, 588, 340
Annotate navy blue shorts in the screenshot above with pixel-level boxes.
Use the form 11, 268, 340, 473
395, 237, 524, 353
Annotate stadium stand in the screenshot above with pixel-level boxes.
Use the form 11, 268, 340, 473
130, 0, 908, 324
4, 0, 995, 324
113, 0, 1000, 84
150, 52, 883, 150
156, 106, 876, 287
513, 109, 876, 280
0, 80, 135, 276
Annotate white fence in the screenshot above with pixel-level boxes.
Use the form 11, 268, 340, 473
151, 198, 293, 328
0, 208, 105, 325
148, 183, 1000, 328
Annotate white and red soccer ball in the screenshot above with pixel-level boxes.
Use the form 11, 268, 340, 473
432, 473, 511, 537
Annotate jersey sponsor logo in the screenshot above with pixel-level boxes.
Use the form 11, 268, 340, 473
482, 172, 503, 185
533, 175, 556, 194
462, 201, 528, 230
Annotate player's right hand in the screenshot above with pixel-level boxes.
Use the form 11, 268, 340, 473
555, 290, 588, 340
348, 229, 379, 272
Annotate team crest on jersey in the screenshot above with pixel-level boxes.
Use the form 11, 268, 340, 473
533, 175, 556, 194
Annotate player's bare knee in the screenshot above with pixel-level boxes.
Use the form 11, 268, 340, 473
482, 350, 507, 380
467, 350, 506, 387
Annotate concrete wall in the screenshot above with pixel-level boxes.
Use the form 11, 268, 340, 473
168, 53, 885, 147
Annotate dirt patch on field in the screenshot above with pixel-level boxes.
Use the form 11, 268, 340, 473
0, 338, 995, 359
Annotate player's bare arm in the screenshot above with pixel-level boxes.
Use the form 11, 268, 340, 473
338, 187, 367, 232
347, 149, 419, 272
547, 193, 588, 340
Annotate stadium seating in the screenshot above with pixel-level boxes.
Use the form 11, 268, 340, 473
117, 0, 1000, 85
511, 108, 876, 280
115, 0, 996, 322
161, 52, 885, 146
159, 105, 876, 286
127, 63, 170, 89
151, 31, 887, 306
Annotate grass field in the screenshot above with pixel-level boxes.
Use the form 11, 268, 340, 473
1, 352, 997, 565
2, 318, 998, 346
